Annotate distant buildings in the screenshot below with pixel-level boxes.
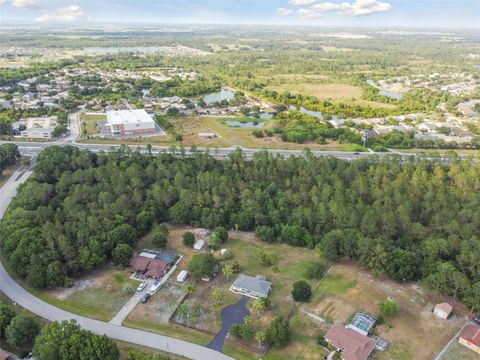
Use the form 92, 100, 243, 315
230, 274, 272, 298
106, 109, 157, 136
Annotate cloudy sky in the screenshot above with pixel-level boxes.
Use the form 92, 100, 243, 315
0, 0, 479, 28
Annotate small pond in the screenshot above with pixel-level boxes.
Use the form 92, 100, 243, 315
225, 121, 264, 128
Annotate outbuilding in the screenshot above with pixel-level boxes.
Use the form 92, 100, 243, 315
193, 239, 205, 252
434, 303, 453, 319
176, 270, 189, 283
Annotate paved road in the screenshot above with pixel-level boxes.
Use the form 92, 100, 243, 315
207, 296, 250, 352
0, 166, 232, 360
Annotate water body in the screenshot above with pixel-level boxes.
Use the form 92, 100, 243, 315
225, 121, 264, 128
203, 89, 235, 104
475, 64, 480, 69
289, 105, 341, 121
142, 89, 150, 98
366, 79, 376, 86
249, 112, 274, 120
379, 90, 404, 100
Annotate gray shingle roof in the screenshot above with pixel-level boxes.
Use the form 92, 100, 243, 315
231, 274, 271, 297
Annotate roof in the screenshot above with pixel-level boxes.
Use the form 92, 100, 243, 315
231, 274, 272, 297
435, 303, 453, 315
194, 239, 205, 249
106, 109, 154, 126
0, 350, 14, 360
129, 256, 171, 278
325, 323, 376, 360
460, 324, 480, 347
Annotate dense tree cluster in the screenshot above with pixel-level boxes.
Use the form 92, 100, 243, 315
2, 146, 480, 311
0, 144, 19, 176
32, 320, 118, 360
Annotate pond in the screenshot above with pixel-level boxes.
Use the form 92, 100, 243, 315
289, 105, 341, 121
249, 112, 274, 119
225, 121, 264, 128
203, 89, 235, 104
379, 90, 403, 100
366, 79, 376, 86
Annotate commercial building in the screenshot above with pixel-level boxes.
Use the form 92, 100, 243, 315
106, 109, 156, 136
19, 116, 58, 139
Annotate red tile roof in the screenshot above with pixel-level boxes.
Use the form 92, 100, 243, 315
460, 324, 480, 347
325, 323, 376, 360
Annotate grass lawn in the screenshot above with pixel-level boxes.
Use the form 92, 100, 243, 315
305, 264, 470, 360
117, 340, 187, 360
35, 266, 139, 322
267, 81, 396, 109
440, 341, 480, 360
80, 113, 106, 136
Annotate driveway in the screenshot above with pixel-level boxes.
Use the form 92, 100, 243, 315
207, 296, 250, 352
0, 166, 232, 360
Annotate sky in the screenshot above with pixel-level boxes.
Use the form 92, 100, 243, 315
0, 0, 479, 28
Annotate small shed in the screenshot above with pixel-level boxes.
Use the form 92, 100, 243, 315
193, 239, 205, 251
434, 303, 453, 319
176, 270, 189, 283
198, 132, 216, 138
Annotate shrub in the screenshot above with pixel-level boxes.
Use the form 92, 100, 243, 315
292, 280, 312, 302
182, 232, 195, 247
305, 262, 326, 280
379, 300, 399, 317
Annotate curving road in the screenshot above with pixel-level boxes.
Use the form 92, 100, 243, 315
0, 165, 232, 360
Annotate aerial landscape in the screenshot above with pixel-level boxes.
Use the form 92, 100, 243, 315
1, 1, 480, 360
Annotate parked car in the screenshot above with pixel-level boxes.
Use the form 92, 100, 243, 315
473, 314, 480, 324
141, 293, 151, 303
150, 280, 161, 293
137, 282, 146, 292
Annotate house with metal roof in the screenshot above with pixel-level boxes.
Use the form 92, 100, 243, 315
229, 274, 272, 298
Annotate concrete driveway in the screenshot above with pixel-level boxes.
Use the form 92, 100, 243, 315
207, 296, 250, 352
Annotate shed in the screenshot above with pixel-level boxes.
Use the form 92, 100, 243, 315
194, 239, 205, 251
434, 303, 453, 319
176, 270, 189, 283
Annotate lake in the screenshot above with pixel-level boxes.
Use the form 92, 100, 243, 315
203, 89, 235, 104
225, 121, 264, 128
379, 90, 404, 100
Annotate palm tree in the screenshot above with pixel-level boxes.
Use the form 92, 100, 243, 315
222, 264, 234, 279
255, 330, 266, 350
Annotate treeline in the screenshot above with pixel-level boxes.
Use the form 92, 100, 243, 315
0, 144, 19, 176
2, 147, 480, 311
149, 76, 221, 98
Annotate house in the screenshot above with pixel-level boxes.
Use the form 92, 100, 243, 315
324, 323, 376, 360
106, 109, 157, 136
193, 239, 205, 252
459, 323, 480, 354
229, 274, 272, 298
176, 270, 189, 283
129, 249, 177, 279
346, 312, 376, 336
433, 303, 453, 319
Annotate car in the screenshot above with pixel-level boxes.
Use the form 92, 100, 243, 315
353, 152, 360, 155
137, 282, 146, 292
141, 293, 151, 303
473, 315, 480, 324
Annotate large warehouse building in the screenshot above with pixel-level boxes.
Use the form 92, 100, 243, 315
106, 109, 157, 136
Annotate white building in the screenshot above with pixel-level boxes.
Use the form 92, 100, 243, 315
19, 116, 57, 139
106, 109, 156, 136
193, 239, 205, 252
